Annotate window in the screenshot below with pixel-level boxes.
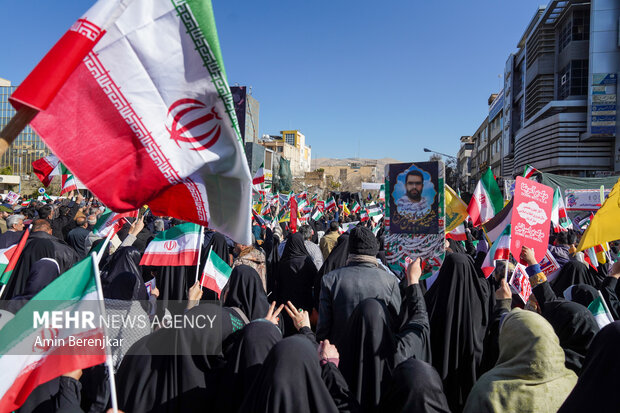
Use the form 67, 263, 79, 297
559, 9, 590, 53
558, 60, 588, 100
284, 133, 295, 145
572, 9, 590, 41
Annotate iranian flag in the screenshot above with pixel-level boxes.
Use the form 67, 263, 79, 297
481, 223, 511, 278
0, 256, 106, 412
360, 209, 369, 222
140, 223, 201, 266
587, 294, 613, 329
92, 208, 139, 238
252, 163, 265, 185
200, 248, 232, 297
350, 201, 361, 214
0, 227, 30, 288
60, 164, 78, 195
10, 0, 252, 244
325, 197, 336, 211
523, 164, 540, 179
468, 167, 503, 227
446, 223, 467, 241
31, 154, 60, 187
551, 188, 573, 232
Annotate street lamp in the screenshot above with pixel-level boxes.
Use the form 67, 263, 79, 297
423, 147, 457, 160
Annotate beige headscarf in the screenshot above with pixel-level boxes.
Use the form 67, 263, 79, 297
463, 309, 577, 413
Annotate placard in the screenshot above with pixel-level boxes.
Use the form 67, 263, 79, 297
510, 177, 553, 264
5, 191, 19, 205
145, 278, 156, 297
538, 250, 561, 282
509, 263, 532, 304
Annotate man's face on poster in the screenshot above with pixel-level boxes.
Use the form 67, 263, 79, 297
405, 173, 423, 202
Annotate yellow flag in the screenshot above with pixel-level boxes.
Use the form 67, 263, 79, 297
253, 203, 262, 214
577, 177, 620, 251
279, 211, 290, 223
343, 202, 351, 216
445, 185, 468, 232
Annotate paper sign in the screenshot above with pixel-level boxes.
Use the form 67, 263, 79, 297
145, 278, 156, 297
510, 177, 554, 264
5, 191, 19, 205
539, 250, 561, 282
510, 264, 532, 304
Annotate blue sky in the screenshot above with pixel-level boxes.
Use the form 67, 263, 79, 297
0, 0, 544, 161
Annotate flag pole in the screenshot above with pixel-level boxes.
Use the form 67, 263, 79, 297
199, 246, 213, 286
91, 252, 119, 413
0, 107, 39, 158
194, 226, 205, 283
97, 230, 115, 263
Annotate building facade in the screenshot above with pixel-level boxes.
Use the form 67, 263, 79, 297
456, 135, 474, 192
502, 0, 619, 176
488, 91, 504, 179
230, 86, 260, 144
0, 78, 51, 177
469, 117, 490, 184
259, 130, 311, 178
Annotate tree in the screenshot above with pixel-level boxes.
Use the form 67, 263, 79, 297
0, 166, 12, 175
427, 155, 459, 189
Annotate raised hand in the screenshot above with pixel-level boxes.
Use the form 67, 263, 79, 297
284, 301, 310, 330
264, 301, 285, 325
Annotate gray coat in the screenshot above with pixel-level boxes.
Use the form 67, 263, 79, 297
317, 261, 401, 346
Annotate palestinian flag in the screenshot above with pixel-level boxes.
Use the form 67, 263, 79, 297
325, 197, 336, 211
140, 223, 202, 266
482, 199, 513, 244
31, 154, 60, 187
468, 167, 503, 227
587, 295, 613, 329
311, 209, 323, 221
367, 203, 382, 217
551, 188, 573, 232
579, 213, 594, 231
11, 0, 252, 244
481, 223, 511, 278
200, 248, 232, 297
350, 201, 361, 214
523, 164, 541, 179
92, 208, 139, 238
251, 208, 266, 226
252, 163, 265, 185
0, 256, 106, 412
0, 227, 30, 287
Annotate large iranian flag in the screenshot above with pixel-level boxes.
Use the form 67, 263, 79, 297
468, 167, 503, 227
10, 0, 252, 244
140, 223, 201, 266
0, 257, 106, 412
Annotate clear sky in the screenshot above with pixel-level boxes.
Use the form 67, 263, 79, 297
0, 0, 545, 162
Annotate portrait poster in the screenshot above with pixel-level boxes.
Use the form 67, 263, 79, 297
385, 162, 445, 279
388, 162, 441, 234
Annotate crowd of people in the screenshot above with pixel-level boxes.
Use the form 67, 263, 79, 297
0, 192, 619, 413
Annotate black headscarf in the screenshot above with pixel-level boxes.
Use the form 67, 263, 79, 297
7, 258, 60, 313
103, 271, 148, 301
217, 321, 282, 413
89, 238, 111, 270
340, 298, 429, 413
377, 358, 451, 413
558, 321, 620, 412
280, 233, 310, 261
223, 265, 270, 321
101, 246, 142, 287
563, 283, 598, 308
318, 233, 350, 276
424, 253, 491, 413
540, 300, 599, 374
116, 303, 234, 413
551, 260, 600, 296
205, 232, 230, 266
275, 233, 317, 334
238, 336, 345, 413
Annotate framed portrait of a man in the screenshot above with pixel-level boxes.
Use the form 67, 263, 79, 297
388, 162, 441, 234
